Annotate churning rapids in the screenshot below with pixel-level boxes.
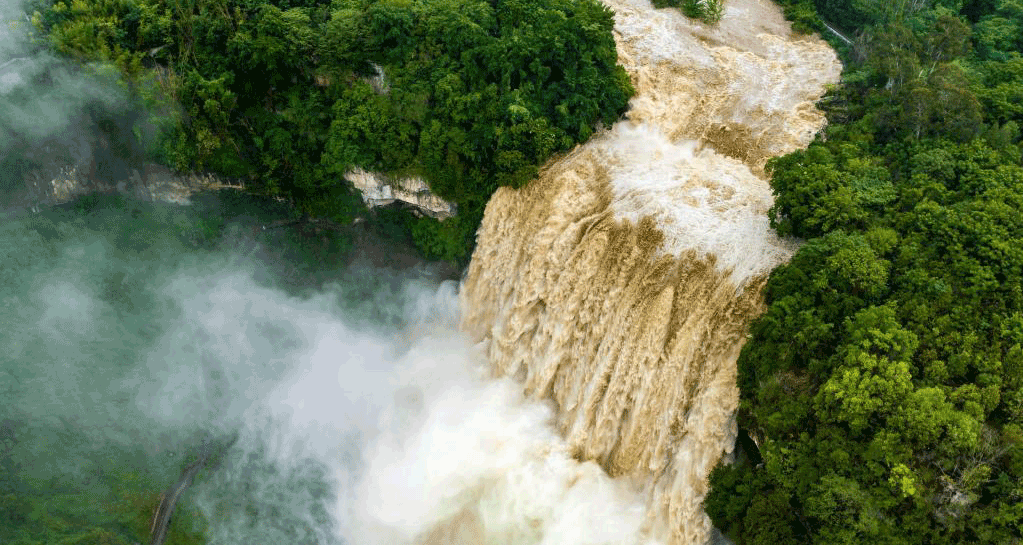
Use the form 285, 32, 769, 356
460, 0, 841, 543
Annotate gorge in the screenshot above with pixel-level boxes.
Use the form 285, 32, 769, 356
0, 0, 842, 542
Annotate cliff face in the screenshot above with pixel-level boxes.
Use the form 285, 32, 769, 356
3, 128, 248, 214
2, 49, 231, 213
461, 0, 841, 543
346, 168, 457, 219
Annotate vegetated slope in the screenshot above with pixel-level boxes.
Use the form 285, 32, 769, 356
28, 0, 633, 262
703, 0, 1023, 544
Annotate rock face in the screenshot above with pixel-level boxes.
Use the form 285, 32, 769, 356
346, 168, 457, 219
7, 151, 247, 213
2, 52, 248, 214
4, 128, 455, 220
3, 123, 249, 214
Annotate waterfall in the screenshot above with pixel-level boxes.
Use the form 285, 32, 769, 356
461, 0, 841, 543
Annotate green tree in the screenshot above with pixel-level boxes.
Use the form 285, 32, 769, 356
706, 0, 1023, 540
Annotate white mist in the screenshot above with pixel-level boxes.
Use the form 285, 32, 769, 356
134, 268, 659, 545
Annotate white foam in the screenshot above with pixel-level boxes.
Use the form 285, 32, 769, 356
601, 122, 796, 283
138, 270, 658, 545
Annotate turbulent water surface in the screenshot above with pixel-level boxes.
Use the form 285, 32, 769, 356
462, 0, 841, 543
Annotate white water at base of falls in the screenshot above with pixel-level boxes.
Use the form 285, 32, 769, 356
460, 0, 842, 543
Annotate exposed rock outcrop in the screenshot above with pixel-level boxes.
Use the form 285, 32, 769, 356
3, 127, 248, 215
346, 168, 457, 220
9, 155, 246, 212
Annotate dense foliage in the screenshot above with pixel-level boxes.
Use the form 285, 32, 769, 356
27, 0, 632, 262
2, 424, 210, 545
704, 0, 1023, 543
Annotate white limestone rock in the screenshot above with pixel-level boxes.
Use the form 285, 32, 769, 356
345, 168, 457, 220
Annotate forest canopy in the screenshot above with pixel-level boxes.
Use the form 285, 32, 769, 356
27, 0, 633, 262
703, 0, 1023, 543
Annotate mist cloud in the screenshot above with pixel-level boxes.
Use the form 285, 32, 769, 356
1, 0, 145, 210
0, 201, 657, 544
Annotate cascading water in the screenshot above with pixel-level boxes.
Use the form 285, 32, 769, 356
461, 0, 841, 543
